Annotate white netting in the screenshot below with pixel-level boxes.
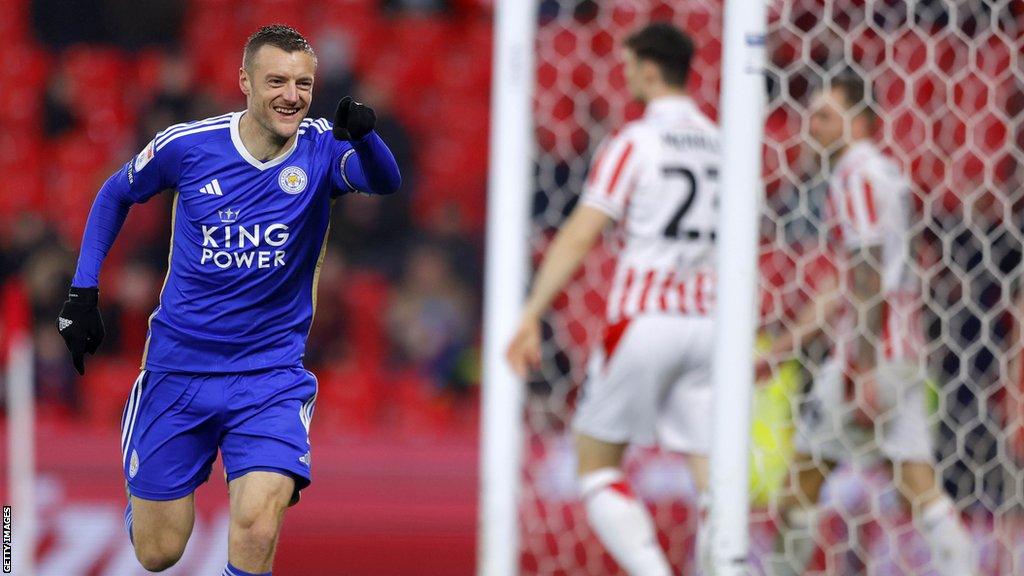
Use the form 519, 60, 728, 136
523, 1, 1024, 574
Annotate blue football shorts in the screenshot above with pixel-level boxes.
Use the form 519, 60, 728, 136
119, 366, 317, 501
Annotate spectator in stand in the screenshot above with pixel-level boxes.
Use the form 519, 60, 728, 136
306, 27, 358, 121
42, 68, 80, 139
136, 52, 194, 141
387, 242, 475, 394
423, 201, 481, 288
15, 227, 79, 414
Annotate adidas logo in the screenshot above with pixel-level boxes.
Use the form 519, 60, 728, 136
58, 317, 73, 331
199, 179, 224, 196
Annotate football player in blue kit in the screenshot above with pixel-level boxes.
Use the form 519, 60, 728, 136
56, 24, 400, 575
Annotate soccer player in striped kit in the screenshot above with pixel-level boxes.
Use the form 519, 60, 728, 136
507, 23, 720, 576
56, 25, 400, 575
762, 76, 975, 576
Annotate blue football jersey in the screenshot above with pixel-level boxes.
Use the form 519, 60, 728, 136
116, 111, 370, 372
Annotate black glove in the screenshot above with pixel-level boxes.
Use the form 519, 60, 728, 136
333, 96, 376, 141
56, 287, 105, 375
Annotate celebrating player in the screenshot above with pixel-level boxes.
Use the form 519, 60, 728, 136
761, 76, 974, 575
55, 24, 400, 575
507, 23, 719, 576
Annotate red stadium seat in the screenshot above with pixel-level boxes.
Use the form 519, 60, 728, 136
315, 362, 384, 435
46, 134, 115, 242
79, 358, 140, 428
343, 270, 391, 365
0, 133, 44, 215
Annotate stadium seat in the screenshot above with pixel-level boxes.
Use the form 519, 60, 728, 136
316, 362, 383, 435
79, 357, 140, 427
0, 135, 43, 215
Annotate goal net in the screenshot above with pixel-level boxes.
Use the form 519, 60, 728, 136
519, 1, 1023, 574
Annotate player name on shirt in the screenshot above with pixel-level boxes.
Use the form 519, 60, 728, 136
661, 131, 720, 152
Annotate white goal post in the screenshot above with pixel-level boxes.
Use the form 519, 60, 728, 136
706, 0, 767, 574
479, 1, 536, 575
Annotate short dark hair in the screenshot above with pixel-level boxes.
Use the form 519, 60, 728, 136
243, 24, 316, 71
829, 74, 877, 123
623, 22, 695, 88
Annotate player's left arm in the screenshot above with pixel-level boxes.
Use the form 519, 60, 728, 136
846, 244, 885, 373
506, 205, 612, 378
506, 131, 636, 378
840, 164, 891, 397
331, 96, 401, 195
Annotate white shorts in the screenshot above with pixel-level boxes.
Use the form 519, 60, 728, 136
793, 359, 934, 464
572, 314, 714, 455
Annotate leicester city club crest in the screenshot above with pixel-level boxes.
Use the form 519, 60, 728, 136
278, 166, 308, 195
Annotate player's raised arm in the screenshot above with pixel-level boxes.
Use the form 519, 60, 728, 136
56, 135, 181, 374
331, 96, 401, 195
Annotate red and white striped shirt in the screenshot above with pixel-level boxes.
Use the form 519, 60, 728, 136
581, 96, 721, 323
826, 141, 923, 362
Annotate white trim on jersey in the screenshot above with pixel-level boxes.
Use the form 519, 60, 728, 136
837, 168, 884, 246
155, 113, 233, 148
581, 135, 637, 220
339, 148, 360, 192
828, 141, 921, 362
607, 267, 715, 322
230, 111, 298, 170
155, 122, 231, 152
121, 371, 145, 467
300, 118, 327, 133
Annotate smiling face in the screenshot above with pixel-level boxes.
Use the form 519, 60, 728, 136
239, 45, 316, 141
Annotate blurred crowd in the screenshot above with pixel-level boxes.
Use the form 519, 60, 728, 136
0, 0, 493, 434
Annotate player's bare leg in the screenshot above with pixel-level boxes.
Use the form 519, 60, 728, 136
770, 453, 833, 576
685, 454, 711, 572
576, 434, 672, 576
893, 460, 975, 576
227, 471, 296, 574
129, 493, 195, 572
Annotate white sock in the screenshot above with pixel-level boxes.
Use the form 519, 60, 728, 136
694, 493, 709, 574
769, 506, 817, 576
920, 497, 974, 576
579, 468, 673, 576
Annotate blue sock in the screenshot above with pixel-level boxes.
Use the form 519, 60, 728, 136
124, 501, 134, 545
224, 563, 271, 576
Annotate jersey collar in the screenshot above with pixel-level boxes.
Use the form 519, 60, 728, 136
644, 95, 696, 119
230, 111, 299, 171
834, 140, 876, 173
